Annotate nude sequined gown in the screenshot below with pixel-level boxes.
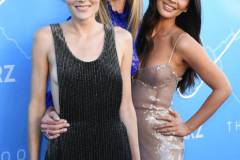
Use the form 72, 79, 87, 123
132, 36, 184, 160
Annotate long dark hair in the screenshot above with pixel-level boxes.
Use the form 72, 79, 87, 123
136, 0, 202, 93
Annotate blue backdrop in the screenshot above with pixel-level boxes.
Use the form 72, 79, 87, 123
0, 0, 239, 160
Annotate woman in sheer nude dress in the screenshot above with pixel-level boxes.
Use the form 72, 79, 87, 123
133, 0, 231, 159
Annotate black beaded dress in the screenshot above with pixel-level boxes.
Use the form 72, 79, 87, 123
45, 24, 131, 160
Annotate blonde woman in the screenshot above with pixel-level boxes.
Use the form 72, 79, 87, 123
42, 0, 143, 140
28, 0, 140, 159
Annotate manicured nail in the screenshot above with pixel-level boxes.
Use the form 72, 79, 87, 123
56, 117, 60, 120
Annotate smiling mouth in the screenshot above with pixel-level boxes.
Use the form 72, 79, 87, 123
75, 5, 91, 11
163, 1, 177, 12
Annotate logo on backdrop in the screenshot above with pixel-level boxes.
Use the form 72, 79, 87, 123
0, 26, 31, 60
0, 65, 16, 83
227, 120, 240, 133
1, 149, 26, 160
0, 0, 5, 5
178, 29, 240, 99
185, 125, 204, 140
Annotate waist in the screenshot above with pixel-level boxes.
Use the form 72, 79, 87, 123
132, 81, 173, 108
66, 120, 126, 133
59, 106, 121, 122
134, 103, 172, 111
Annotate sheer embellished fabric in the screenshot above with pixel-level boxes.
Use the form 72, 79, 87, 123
132, 63, 184, 160
46, 24, 131, 160
132, 33, 186, 160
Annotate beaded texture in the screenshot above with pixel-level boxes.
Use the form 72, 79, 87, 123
46, 2, 139, 108
132, 35, 185, 160
45, 24, 131, 160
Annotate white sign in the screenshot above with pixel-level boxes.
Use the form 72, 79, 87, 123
0, 65, 16, 83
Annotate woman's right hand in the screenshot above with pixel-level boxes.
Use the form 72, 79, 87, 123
40, 107, 70, 139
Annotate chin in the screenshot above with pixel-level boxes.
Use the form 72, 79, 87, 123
68, 2, 98, 21
74, 14, 94, 21
158, 9, 178, 19
70, 8, 96, 21
157, 0, 183, 19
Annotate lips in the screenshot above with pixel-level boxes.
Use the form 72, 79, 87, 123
162, 1, 177, 12
74, 4, 91, 11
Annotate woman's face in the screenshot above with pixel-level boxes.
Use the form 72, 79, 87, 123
156, 0, 189, 19
66, 0, 100, 21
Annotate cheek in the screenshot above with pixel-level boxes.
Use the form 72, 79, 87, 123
156, 0, 163, 12
66, 0, 75, 5
178, 0, 190, 11
91, 0, 100, 12
92, 0, 100, 6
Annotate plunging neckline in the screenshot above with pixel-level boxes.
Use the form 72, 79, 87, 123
58, 24, 107, 64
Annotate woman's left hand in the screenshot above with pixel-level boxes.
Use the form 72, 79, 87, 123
153, 110, 192, 137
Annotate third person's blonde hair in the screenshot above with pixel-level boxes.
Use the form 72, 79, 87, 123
100, 0, 143, 40
128, 0, 143, 40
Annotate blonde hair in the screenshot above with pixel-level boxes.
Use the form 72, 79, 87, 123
128, 0, 143, 40
98, 0, 143, 40
96, 1, 111, 24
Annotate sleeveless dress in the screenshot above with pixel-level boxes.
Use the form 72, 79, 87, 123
45, 24, 131, 160
46, 2, 139, 107
132, 35, 185, 160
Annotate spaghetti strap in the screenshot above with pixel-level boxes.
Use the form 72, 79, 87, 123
168, 33, 186, 63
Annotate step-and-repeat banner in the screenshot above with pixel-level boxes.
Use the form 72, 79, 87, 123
0, 0, 239, 160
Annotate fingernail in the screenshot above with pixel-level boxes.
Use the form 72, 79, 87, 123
66, 123, 70, 127
64, 128, 68, 132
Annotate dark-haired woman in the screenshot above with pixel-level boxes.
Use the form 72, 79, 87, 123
133, 0, 231, 159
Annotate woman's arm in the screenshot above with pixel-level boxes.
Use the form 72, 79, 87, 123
156, 33, 232, 136
115, 27, 140, 160
180, 34, 232, 133
28, 27, 51, 160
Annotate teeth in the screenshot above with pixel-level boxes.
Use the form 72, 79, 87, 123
75, 5, 89, 7
166, 4, 174, 9
163, 3, 176, 11
163, 2, 176, 10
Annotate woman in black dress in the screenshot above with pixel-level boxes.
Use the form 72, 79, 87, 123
28, 0, 140, 159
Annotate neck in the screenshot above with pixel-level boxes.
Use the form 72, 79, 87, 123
108, 0, 127, 13
69, 17, 100, 36
154, 18, 177, 36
